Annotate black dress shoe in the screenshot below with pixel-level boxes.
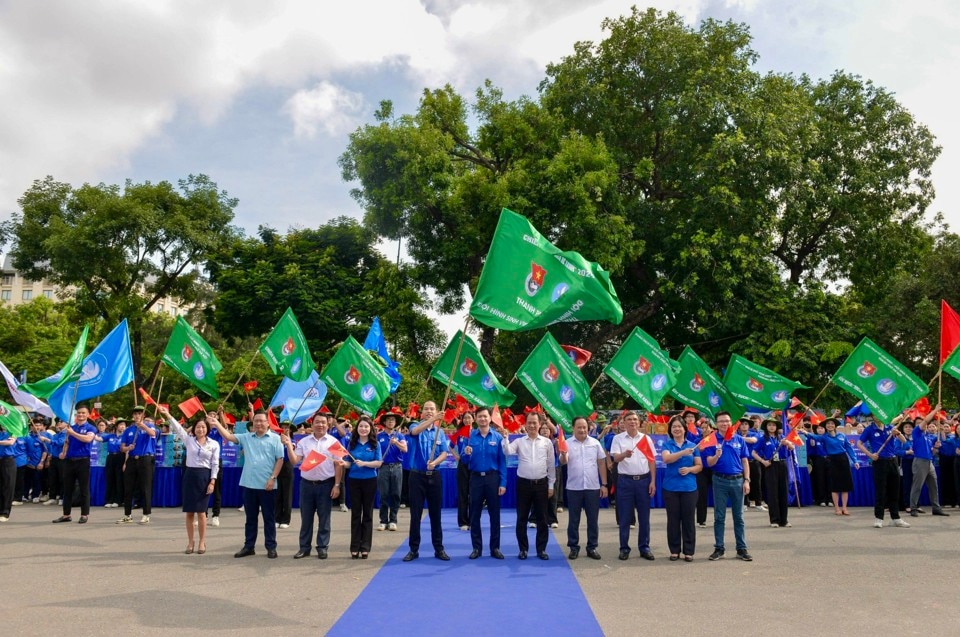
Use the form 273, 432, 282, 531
267, 549, 278, 559
518, 550, 528, 560
568, 547, 580, 560
910, 510, 919, 517
52, 516, 71, 523
491, 549, 504, 559
639, 551, 655, 561
234, 547, 256, 558
317, 548, 328, 559
77, 516, 88, 524
435, 550, 450, 561
933, 509, 950, 516
586, 549, 602, 560
469, 550, 481, 559
402, 551, 419, 562
538, 552, 549, 560
293, 550, 310, 559
618, 550, 629, 560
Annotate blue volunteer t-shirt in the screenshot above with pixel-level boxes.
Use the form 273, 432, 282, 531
701, 433, 749, 475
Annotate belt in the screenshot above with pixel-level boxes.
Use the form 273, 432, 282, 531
714, 473, 743, 480
130, 455, 155, 460
518, 476, 546, 485
382, 462, 401, 466
619, 473, 650, 480
301, 477, 334, 485
472, 471, 498, 477
411, 469, 436, 476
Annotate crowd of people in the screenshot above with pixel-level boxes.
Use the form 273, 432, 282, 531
2, 400, 960, 565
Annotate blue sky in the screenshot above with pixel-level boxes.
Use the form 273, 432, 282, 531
2, 0, 957, 334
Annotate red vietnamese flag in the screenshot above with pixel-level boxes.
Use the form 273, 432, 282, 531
789, 397, 802, 408
139, 387, 157, 406
913, 397, 932, 417
635, 435, 655, 463
455, 394, 470, 415
243, 380, 259, 393
809, 412, 824, 425
326, 439, 349, 458
784, 428, 803, 448
159, 404, 169, 412
491, 404, 504, 428
697, 431, 718, 450
723, 422, 738, 441
560, 344, 593, 369
301, 450, 327, 471
941, 300, 960, 363
406, 402, 420, 419
252, 398, 264, 411
222, 412, 236, 425
647, 414, 669, 424
178, 396, 205, 419
556, 426, 569, 454
443, 409, 457, 424
267, 409, 282, 434
686, 420, 698, 436
89, 408, 101, 420
344, 411, 360, 422
319, 405, 332, 415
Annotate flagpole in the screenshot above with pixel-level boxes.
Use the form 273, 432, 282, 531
152, 377, 165, 420
505, 376, 516, 390
219, 349, 261, 409
288, 374, 324, 425
62, 377, 84, 456
589, 375, 604, 392
430, 319, 468, 463
411, 377, 431, 405
801, 380, 832, 414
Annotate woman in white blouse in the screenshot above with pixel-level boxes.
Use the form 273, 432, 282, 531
158, 405, 221, 554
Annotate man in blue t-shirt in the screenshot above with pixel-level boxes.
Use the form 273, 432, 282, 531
376, 409, 407, 531
700, 412, 752, 562
53, 404, 98, 524
117, 406, 157, 525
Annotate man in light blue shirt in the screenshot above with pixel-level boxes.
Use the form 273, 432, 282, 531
212, 409, 284, 558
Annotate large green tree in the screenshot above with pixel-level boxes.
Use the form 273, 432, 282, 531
4, 174, 238, 384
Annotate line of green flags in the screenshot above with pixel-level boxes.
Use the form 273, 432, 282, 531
669, 347, 746, 423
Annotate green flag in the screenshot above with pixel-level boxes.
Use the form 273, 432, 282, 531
162, 316, 223, 398
430, 331, 516, 408
469, 208, 623, 331
603, 327, 679, 413
21, 325, 90, 399
722, 354, 808, 410
515, 332, 594, 432
260, 307, 316, 382
943, 343, 960, 384
0, 400, 28, 437
831, 337, 928, 423
669, 346, 745, 422
320, 335, 391, 416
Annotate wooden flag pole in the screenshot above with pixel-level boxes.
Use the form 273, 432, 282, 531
152, 377, 165, 420
589, 375, 604, 392
219, 349, 261, 410
430, 319, 469, 463
800, 380, 832, 415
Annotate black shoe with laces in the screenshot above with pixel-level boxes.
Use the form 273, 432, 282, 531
736, 549, 753, 562
708, 549, 724, 561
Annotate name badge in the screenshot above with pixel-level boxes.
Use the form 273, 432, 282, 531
488, 441, 497, 446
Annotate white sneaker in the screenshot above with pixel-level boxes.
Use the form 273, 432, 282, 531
399, 503, 406, 509
377, 523, 386, 531
32, 497, 40, 503
42, 499, 56, 506
557, 507, 564, 513
138, 515, 150, 525
630, 524, 636, 529
388, 522, 397, 531
104, 503, 112, 508
238, 506, 244, 512
0, 515, 8, 522
528, 522, 536, 528
697, 523, 707, 528
893, 519, 911, 528
210, 516, 220, 527
116, 516, 133, 524
279, 523, 289, 529
340, 504, 348, 513
39, 495, 49, 502
11, 501, 21, 506
460, 525, 469, 531
57, 499, 63, 505
550, 522, 558, 529
759, 504, 768, 511
771, 523, 779, 528
873, 519, 883, 528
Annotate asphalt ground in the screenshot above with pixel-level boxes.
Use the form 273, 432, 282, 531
2, 502, 959, 636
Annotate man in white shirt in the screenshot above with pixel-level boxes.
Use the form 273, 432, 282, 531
502, 411, 556, 560
281, 413, 343, 560
560, 416, 607, 560
610, 411, 657, 561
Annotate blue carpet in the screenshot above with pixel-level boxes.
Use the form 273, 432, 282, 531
327, 510, 603, 637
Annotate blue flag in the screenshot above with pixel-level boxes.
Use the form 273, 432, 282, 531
280, 398, 328, 425
269, 369, 325, 408
846, 401, 871, 418
363, 317, 401, 393
49, 320, 135, 421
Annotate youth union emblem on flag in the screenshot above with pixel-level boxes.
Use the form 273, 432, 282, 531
876, 379, 896, 395
559, 385, 575, 404
181, 344, 193, 362
747, 378, 763, 392
193, 362, 205, 380
481, 375, 495, 391
290, 358, 302, 375
361, 384, 376, 401
542, 362, 560, 383
690, 373, 705, 392
771, 390, 789, 403
525, 262, 547, 297
651, 374, 667, 391
634, 357, 651, 376
551, 282, 569, 303
708, 391, 721, 408
460, 358, 477, 377
282, 337, 296, 356
857, 361, 876, 378
345, 365, 361, 385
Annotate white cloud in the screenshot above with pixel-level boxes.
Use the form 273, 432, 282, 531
284, 81, 366, 138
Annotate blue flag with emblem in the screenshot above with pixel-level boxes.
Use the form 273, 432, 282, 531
270, 369, 328, 424
363, 317, 401, 393
49, 320, 135, 422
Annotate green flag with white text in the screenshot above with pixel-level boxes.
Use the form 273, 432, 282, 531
260, 307, 316, 382
831, 337, 928, 423
320, 336, 391, 416
603, 327, 679, 413
669, 347, 745, 422
162, 316, 223, 398
469, 208, 623, 331
722, 354, 808, 410
21, 325, 90, 399
430, 331, 516, 408
0, 400, 28, 437
515, 332, 594, 432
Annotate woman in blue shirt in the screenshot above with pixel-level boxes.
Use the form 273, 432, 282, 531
102, 420, 126, 508
752, 418, 793, 528
800, 417, 859, 515
661, 415, 702, 562
896, 421, 915, 513
341, 417, 383, 559
806, 422, 829, 506
0, 425, 18, 521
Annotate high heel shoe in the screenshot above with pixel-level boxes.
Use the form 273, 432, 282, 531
185, 545, 195, 554
198, 545, 206, 555
361, 552, 368, 559
351, 552, 359, 559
